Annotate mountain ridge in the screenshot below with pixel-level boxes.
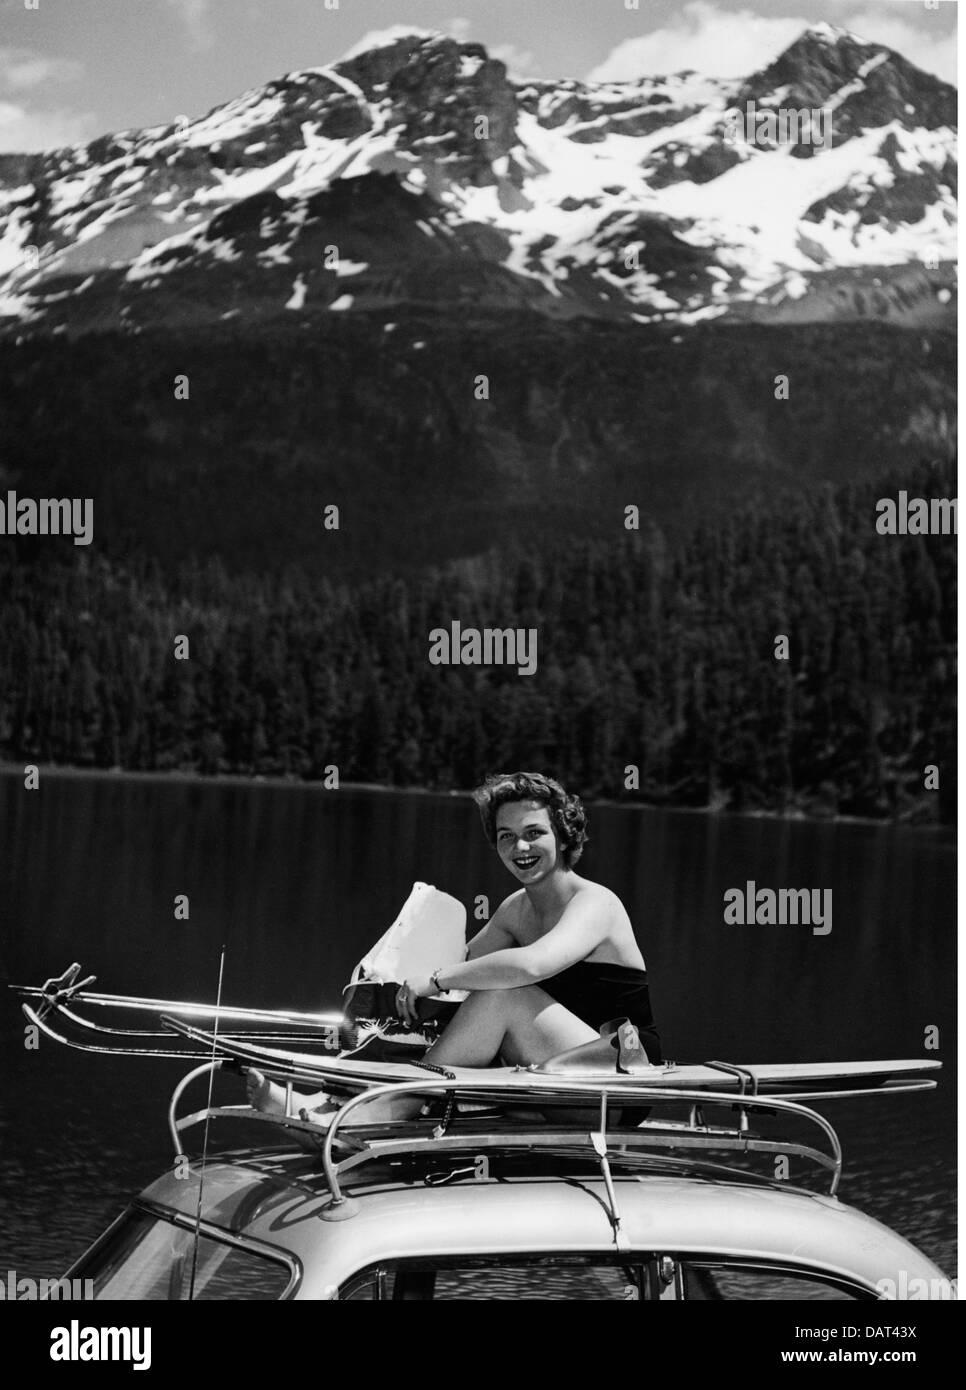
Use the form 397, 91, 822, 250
0, 22, 956, 336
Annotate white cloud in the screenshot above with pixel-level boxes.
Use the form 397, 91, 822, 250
445, 17, 473, 43
587, 2, 807, 81
838, 9, 956, 83
490, 43, 537, 78
0, 100, 99, 153
0, 48, 83, 91
165, 0, 215, 54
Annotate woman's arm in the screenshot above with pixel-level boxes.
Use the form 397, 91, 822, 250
436, 895, 607, 992
465, 898, 520, 960
394, 893, 612, 1025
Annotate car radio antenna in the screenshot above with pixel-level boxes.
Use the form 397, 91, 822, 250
188, 944, 226, 1301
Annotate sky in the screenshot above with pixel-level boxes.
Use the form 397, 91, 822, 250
0, 0, 958, 152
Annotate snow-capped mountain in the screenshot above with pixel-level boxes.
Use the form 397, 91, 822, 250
0, 22, 956, 336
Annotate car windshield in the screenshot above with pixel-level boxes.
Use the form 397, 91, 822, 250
74, 1209, 292, 1301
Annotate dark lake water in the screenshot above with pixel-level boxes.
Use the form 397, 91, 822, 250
0, 770, 956, 1284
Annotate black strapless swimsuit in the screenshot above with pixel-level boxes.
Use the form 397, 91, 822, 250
540, 960, 662, 1063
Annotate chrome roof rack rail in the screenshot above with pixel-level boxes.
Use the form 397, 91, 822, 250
313, 1079, 848, 1215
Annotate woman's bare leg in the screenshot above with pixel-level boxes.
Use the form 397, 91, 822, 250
248, 987, 597, 1126
427, 986, 597, 1067
346, 987, 597, 1123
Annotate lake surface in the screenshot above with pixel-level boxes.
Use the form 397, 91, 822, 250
0, 771, 956, 1285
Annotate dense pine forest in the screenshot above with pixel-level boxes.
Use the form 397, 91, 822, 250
0, 319, 955, 580
0, 456, 955, 821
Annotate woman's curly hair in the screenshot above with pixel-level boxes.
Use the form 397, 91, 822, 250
472, 772, 589, 869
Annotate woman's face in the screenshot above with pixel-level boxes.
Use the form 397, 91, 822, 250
494, 800, 562, 884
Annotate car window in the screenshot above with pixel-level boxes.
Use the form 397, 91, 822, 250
435, 1265, 636, 1300
341, 1256, 659, 1301
340, 1256, 865, 1301
72, 1209, 293, 1300
689, 1265, 862, 1301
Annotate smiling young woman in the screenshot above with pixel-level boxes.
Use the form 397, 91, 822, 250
394, 771, 662, 1068
248, 771, 660, 1125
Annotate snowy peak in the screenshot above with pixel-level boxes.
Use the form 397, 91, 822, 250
737, 24, 956, 143
337, 30, 518, 167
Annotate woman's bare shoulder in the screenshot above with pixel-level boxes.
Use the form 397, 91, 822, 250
570, 878, 643, 965
493, 890, 526, 930
571, 878, 631, 921
496, 888, 526, 910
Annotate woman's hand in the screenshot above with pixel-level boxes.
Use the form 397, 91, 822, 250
395, 974, 435, 1027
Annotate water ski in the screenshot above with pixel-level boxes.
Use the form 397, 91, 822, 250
161, 1013, 939, 1105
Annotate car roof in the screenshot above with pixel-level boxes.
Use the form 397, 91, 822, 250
136, 1147, 945, 1299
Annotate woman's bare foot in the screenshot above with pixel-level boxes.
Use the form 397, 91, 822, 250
246, 1068, 335, 1116
243, 1070, 343, 1154
298, 1101, 341, 1130
245, 1068, 292, 1115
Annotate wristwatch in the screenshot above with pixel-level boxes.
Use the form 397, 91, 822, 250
430, 967, 445, 993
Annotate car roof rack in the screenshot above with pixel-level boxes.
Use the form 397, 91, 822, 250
166, 1060, 935, 1232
